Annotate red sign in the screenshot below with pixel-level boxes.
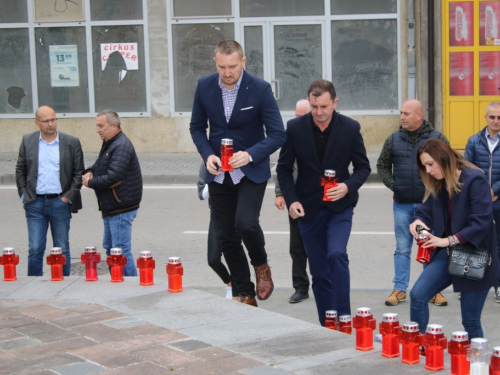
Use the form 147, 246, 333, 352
449, 2, 474, 46
450, 52, 474, 96
480, 2, 500, 46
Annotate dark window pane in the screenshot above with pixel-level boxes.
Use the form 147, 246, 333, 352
0, 28, 32, 113
241, 0, 324, 17
331, 0, 397, 15
35, 27, 89, 113
92, 25, 147, 113
332, 19, 398, 110
244, 26, 264, 79
172, 23, 234, 112
0, 0, 28, 23
90, 0, 143, 21
173, 0, 232, 18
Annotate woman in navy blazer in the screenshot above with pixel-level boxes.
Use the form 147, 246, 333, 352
409, 139, 500, 339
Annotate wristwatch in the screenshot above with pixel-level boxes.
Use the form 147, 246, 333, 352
448, 235, 457, 247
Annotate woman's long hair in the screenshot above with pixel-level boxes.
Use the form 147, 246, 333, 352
417, 139, 481, 200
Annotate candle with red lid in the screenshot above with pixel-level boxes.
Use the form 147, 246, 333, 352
0, 247, 19, 281
325, 310, 338, 331
352, 307, 377, 351
81, 246, 101, 281
321, 169, 338, 201
46, 247, 66, 281
137, 250, 155, 286
422, 324, 447, 371
448, 331, 470, 375
220, 138, 234, 172
400, 321, 423, 365
339, 315, 352, 335
167, 257, 183, 292
379, 313, 402, 358
107, 247, 127, 282
415, 225, 435, 264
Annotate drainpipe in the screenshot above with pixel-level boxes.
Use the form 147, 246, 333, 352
428, 0, 436, 126
407, 0, 416, 100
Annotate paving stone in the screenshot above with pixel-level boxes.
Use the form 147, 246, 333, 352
70, 343, 144, 368
16, 302, 79, 321
95, 361, 171, 375
0, 350, 20, 364
104, 316, 147, 329
190, 346, 239, 362
0, 353, 83, 375
0, 305, 21, 320
0, 336, 42, 351
130, 344, 205, 368
52, 310, 127, 328
0, 315, 42, 330
108, 330, 188, 351
173, 354, 264, 375
0, 328, 24, 342
12, 337, 97, 360
123, 323, 176, 336
168, 338, 211, 352
15, 321, 79, 343
66, 303, 109, 315
52, 360, 108, 375
242, 365, 294, 375
71, 322, 136, 343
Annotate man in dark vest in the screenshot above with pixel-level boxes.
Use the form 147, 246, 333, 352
377, 99, 449, 306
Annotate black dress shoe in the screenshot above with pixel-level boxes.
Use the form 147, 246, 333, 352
289, 290, 309, 304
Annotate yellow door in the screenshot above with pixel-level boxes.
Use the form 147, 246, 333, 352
442, 0, 500, 149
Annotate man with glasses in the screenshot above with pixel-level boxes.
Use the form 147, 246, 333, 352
465, 101, 500, 303
15, 105, 84, 276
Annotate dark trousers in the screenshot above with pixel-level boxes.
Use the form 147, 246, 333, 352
494, 202, 500, 281
207, 208, 231, 285
289, 215, 309, 292
208, 174, 268, 297
298, 205, 353, 326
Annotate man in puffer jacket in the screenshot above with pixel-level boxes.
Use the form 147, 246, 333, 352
82, 109, 143, 276
465, 101, 500, 303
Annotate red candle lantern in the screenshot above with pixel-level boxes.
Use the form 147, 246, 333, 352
46, 247, 66, 281
166, 257, 183, 292
107, 247, 127, 283
220, 138, 234, 172
81, 246, 101, 281
491, 346, 500, 375
325, 310, 338, 331
321, 169, 338, 201
339, 315, 352, 335
137, 250, 155, 286
415, 225, 435, 264
422, 324, 447, 371
379, 313, 402, 358
448, 331, 470, 375
352, 307, 377, 351
400, 321, 423, 365
0, 247, 19, 281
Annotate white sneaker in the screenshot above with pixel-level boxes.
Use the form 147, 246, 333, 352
225, 286, 232, 300
495, 287, 500, 303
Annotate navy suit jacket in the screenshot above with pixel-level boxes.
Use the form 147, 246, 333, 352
414, 167, 500, 292
15, 131, 84, 213
276, 112, 371, 221
189, 70, 285, 184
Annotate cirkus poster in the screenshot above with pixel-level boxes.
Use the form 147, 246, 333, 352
480, 2, 500, 46
449, 2, 474, 46
450, 52, 474, 96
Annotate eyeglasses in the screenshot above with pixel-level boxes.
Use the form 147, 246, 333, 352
36, 118, 57, 124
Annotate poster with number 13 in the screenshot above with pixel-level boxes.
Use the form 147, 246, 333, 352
49, 45, 79, 87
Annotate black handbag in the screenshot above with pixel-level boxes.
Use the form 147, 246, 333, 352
447, 245, 491, 280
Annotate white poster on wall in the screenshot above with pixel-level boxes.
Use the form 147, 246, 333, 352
100, 43, 139, 70
49, 45, 79, 87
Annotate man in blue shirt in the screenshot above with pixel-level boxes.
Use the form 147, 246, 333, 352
16, 105, 84, 276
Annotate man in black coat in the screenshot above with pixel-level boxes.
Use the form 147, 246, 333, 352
82, 109, 142, 276
277, 79, 371, 326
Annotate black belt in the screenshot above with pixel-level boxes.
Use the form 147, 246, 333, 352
36, 194, 60, 199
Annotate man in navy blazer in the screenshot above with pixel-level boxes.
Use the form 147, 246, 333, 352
277, 80, 371, 325
15, 105, 84, 276
190, 40, 285, 307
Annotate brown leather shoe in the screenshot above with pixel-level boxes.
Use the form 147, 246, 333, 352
238, 293, 257, 307
254, 263, 274, 300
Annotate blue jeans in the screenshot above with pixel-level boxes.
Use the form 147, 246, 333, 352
103, 209, 138, 276
410, 248, 489, 338
24, 196, 72, 276
393, 202, 421, 292
298, 205, 353, 326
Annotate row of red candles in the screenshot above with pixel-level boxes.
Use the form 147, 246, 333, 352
0, 247, 183, 292
325, 307, 500, 374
